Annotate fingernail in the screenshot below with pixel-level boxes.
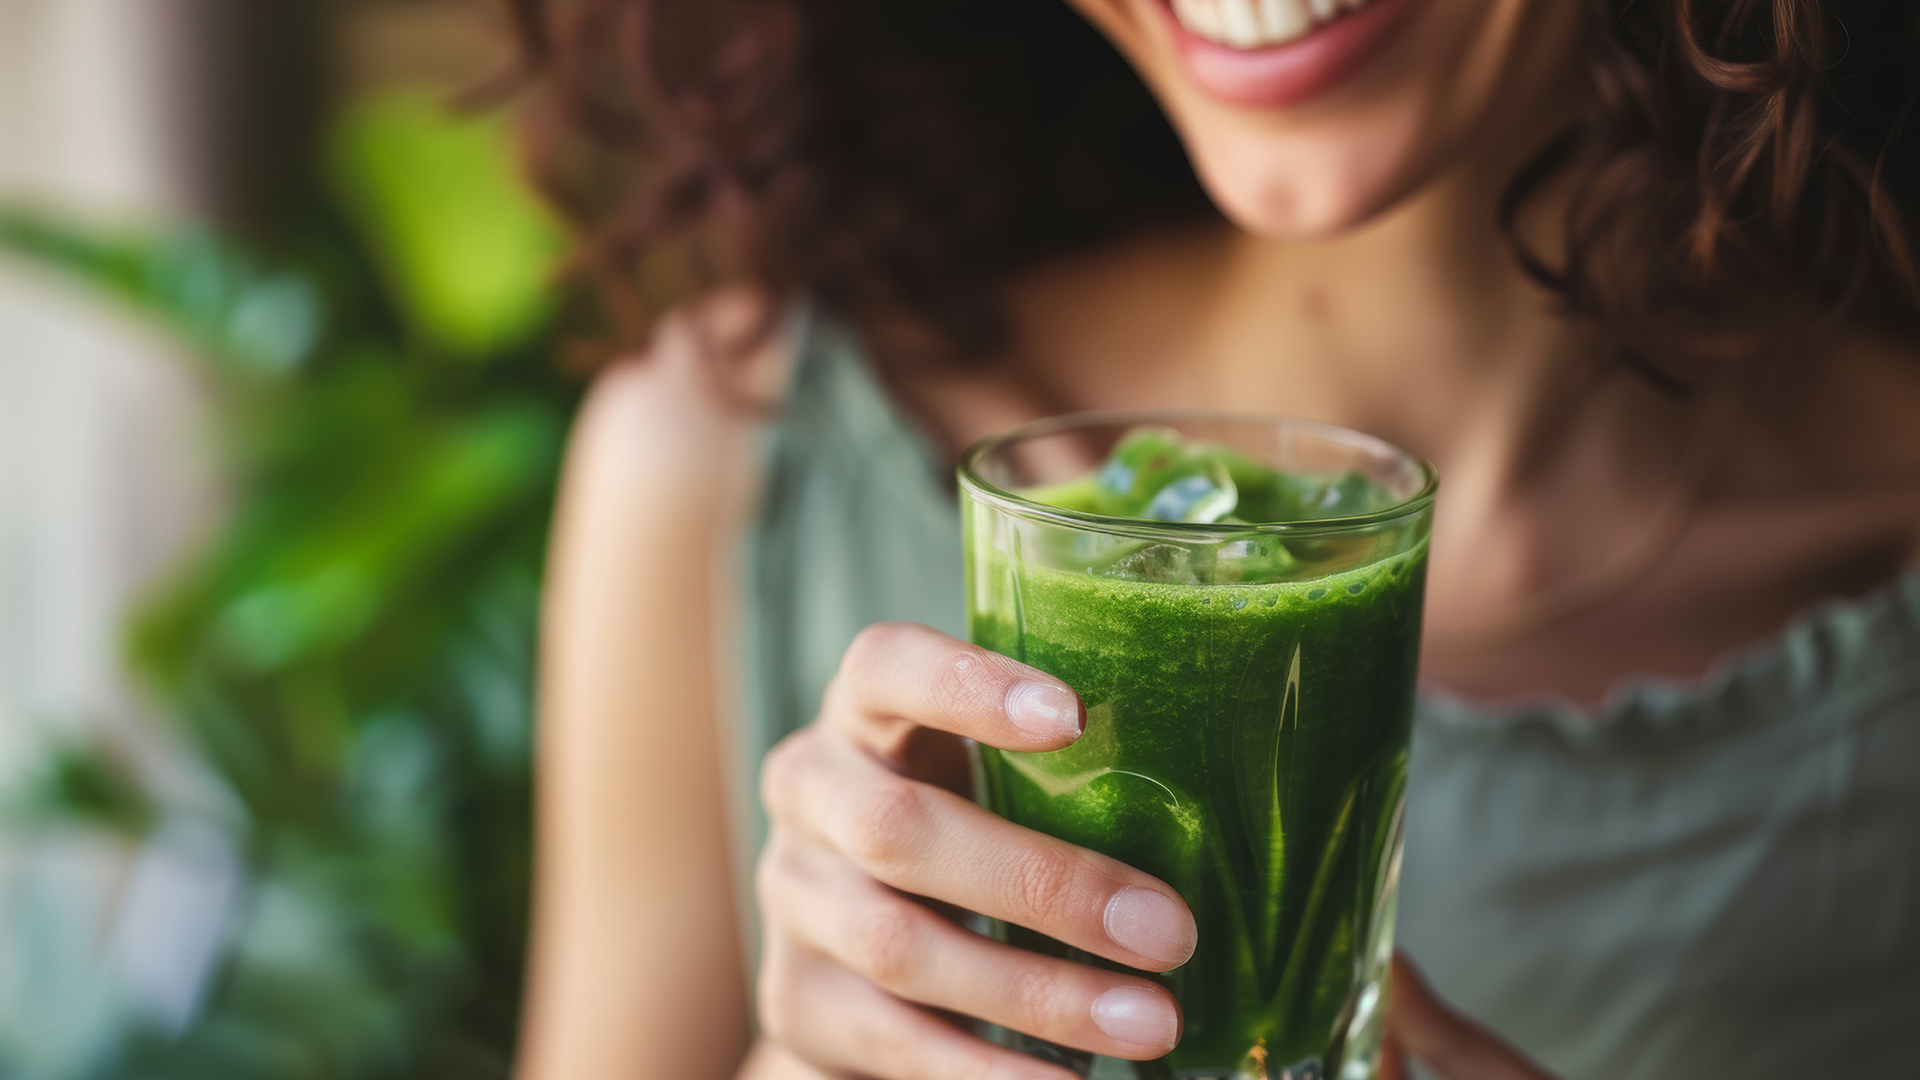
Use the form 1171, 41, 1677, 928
1104, 887, 1197, 966
1004, 681, 1082, 741
1090, 986, 1179, 1050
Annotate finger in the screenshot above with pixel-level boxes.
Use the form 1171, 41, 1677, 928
826, 622, 1085, 754
759, 937, 1079, 1080
762, 836, 1183, 1060
762, 736, 1197, 970
1389, 953, 1558, 1080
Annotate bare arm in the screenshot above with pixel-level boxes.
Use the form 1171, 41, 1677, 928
516, 298, 778, 1080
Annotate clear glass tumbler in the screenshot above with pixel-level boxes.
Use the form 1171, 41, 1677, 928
958, 412, 1437, 1080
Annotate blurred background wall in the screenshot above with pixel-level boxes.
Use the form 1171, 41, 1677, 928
0, 3, 576, 1077
0, 1, 231, 1069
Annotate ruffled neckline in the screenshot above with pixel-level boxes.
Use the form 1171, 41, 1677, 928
794, 305, 1920, 746
1419, 570, 1920, 743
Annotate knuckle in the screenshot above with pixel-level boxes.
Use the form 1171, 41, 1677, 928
753, 835, 799, 915
758, 731, 809, 816
817, 670, 856, 721
846, 898, 925, 989
842, 781, 931, 870
756, 985, 790, 1046
862, 1013, 924, 1079
841, 621, 909, 680
1003, 964, 1075, 1032
1005, 845, 1085, 923
929, 645, 992, 724
755, 943, 803, 1046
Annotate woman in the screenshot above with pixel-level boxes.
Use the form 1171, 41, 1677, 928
507, 1, 1920, 1078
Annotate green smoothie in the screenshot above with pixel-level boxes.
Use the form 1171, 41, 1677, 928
960, 423, 1432, 1080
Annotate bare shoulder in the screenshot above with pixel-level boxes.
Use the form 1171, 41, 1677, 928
562, 289, 793, 519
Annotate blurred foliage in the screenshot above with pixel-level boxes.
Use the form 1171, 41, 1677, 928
0, 89, 578, 1079
330, 91, 563, 358
8, 744, 159, 838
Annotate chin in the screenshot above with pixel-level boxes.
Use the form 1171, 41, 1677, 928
1180, 120, 1425, 237
1167, 96, 1428, 235
1064, 0, 1571, 239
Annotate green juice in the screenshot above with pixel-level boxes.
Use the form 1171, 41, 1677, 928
960, 422, 1432, 1080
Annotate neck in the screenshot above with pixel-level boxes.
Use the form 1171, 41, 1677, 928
1009, 118, 1622, 469
1217, 63, 1609, 441
1205, 182, 1577, 450
997, 90, 1734, 633
1010, 32, 1606, 432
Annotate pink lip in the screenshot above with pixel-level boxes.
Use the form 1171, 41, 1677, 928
1156, 0, 1428, 108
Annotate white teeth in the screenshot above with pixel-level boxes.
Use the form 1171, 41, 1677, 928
1175, 0, 1370, 48
1173, 0, 1222, 40
1259, 0, 1311, 39
1220, 0, 1262, 47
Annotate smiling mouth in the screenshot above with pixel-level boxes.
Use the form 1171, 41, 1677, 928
1168, 0, 1376, 49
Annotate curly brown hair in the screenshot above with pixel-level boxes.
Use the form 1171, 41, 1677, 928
505, 0, 1920, 382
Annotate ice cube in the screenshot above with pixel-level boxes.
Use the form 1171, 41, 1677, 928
1142, 468, 1237, 523
1102, 542, 1202, 584
1095, 427, 1184, 515
1303, 469, 1394, 517
1029, 426, 1401, 527
1217, 535, 1302, 583
1096, 427, 1239, 523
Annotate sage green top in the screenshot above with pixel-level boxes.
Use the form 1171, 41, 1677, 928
738, 311, 1920, 1080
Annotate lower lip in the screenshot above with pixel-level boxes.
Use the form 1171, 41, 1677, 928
1156, 0, 1428, 108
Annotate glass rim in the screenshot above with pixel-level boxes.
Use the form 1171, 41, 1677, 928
956, 408, 1440, 539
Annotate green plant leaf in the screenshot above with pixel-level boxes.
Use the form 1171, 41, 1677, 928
0, 212, 325, 376
329, 91, 563, 359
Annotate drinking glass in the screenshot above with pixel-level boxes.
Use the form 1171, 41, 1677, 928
958, 412, 1437, 1080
